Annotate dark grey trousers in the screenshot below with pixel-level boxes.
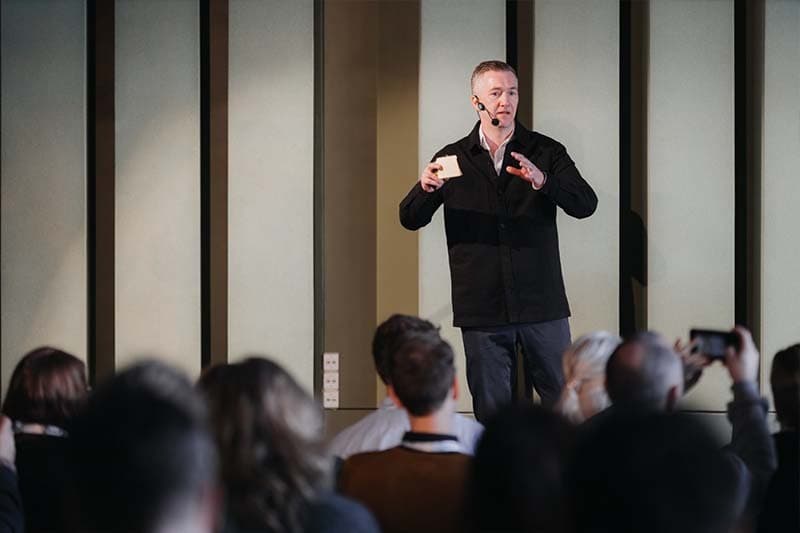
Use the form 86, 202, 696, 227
461, 318, 570, 423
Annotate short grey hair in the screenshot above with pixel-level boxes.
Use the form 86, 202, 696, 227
606, 332, 683, 412
470, 60, 518, 93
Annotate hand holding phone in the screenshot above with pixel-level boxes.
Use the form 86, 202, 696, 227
689, 329, 739, 360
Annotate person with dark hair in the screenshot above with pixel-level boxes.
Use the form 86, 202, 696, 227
2, 347, 88, 532
400, 59, 597, 422
329, 314, 483, 458
199, 358, 378, 533
339, 333, 471, 533
68, 361, 220, 533
468, 405, 575, 533
758, 343, 799, 533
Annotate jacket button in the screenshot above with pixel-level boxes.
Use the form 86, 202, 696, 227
499, 223, 506, 230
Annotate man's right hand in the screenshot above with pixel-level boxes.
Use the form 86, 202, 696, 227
420, 163, 445, 193
724, 326, 760, 384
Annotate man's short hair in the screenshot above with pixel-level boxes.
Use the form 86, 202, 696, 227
70, 361, 217, 533
605, 331, 683, 411
470, 60, 518, 92
770, 344, 800, 429
389, 332, 455, 417
372, 314, 438, 385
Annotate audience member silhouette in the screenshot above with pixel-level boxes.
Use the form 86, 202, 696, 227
2, 347, 88, 532
339, 332, 471, 533
69, 361, 220, 533
0, 416, 23, 533
758, 343, 799, 533
199, 358, 378, 533
468, 405, 575, 533
556, 331, 620, 423
569, 412, 745, 533
329, 314, 483, 458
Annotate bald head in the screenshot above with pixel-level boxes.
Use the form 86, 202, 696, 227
606, 332, 684, 412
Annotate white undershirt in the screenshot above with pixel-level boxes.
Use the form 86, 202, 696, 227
479, 126, 514, 175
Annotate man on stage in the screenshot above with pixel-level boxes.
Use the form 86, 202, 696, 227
399, 60, 597, 422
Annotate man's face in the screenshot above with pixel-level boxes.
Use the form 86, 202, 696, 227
472, 69, 519, 128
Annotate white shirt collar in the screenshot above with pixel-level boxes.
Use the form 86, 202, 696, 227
479, 125, 515, 175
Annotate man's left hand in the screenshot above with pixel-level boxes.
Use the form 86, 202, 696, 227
507, 152, 546, 189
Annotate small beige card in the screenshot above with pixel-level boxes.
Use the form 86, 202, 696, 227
435, 155, 463, 179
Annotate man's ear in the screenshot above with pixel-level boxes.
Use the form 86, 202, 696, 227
452, 376, 459, 401
387, 385, 403, 409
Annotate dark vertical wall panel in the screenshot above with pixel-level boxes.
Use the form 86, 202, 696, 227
88, 0, 116, 384
620, 0, 649, 336
201, 0, 229, 368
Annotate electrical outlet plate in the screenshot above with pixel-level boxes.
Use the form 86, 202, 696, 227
323, 390, 339, 409
323, 371, 339, 391
323, 352, 339, 371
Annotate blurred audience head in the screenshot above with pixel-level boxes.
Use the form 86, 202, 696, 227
557, 331, 621, 423
70, 360, 218, 533
388, 332, 456, 417
469, 405, 575, 533
199, 357, 329, 532
606, 331, 683, 412
372, 314, 438, 385
2, 346, 88, 429
770, 343, 799, 431
569, 413, 744, 533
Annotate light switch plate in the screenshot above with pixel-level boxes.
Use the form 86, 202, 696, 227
323, 352, 339, 371
323, 371, 339, 391
323, 390, 339, 409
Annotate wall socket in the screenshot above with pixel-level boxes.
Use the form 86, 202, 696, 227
323, 390, 339, 409
323, 371, 339, 391
323, 352, 339, 371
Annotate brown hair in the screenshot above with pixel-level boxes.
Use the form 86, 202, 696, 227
199, 358, 329, 532
3, 346, 88, 428
389, 332, 455, 417
470, 60, 518, 92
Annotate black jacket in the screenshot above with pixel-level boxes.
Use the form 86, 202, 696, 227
400, 122, 597, 327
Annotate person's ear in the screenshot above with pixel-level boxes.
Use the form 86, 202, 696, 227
452, 376, 459, 401
387, 385, 403, 409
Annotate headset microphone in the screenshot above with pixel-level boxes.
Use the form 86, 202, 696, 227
475, 100, 500, 127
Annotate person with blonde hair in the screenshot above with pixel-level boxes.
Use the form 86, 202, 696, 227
556, 331, 621, 423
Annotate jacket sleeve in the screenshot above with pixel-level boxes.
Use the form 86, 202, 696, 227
0, 466, 23, 533
539, 142, 598, 219
399, 181, 444, 231
725, 381, 778, 523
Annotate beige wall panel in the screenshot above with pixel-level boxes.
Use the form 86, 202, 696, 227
323, 2, 378, 408
1, 0, 87, 392
115, 0, 201, 376
533, 0, 619, 339
648, 0, 734, 411
228, 0, 314, 391
419, 0, 505, 412
377, 2, 421, 403
761, 0, 800, 398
